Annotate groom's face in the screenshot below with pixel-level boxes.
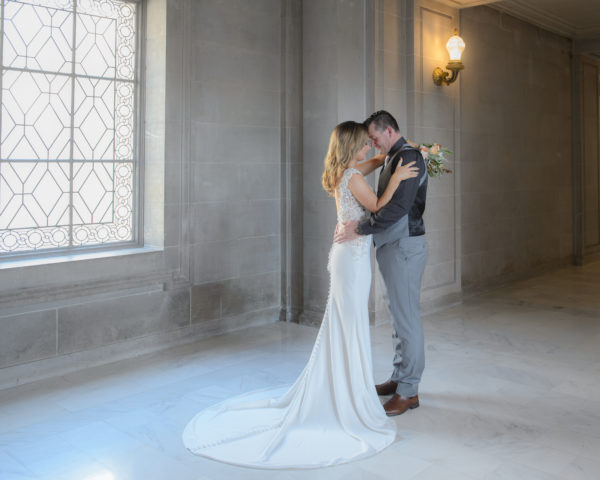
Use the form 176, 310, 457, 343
367, 125, 392, 155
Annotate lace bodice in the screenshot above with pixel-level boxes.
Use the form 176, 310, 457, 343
335, 168, 370, 257
337, 168, 368, 223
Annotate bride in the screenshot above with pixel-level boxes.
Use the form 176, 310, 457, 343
183, 121, 418, 469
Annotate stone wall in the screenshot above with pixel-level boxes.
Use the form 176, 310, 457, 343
301, 0, 372, 323
186, 0, 288, 326
460, 6, 573, 290
0, 0, 580, 389
300, 0, 463, 323
0, 0, 295, 388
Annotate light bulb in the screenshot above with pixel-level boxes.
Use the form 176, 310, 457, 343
446, 31, 465, 62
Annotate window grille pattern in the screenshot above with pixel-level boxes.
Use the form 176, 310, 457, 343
0, 0, 138, 254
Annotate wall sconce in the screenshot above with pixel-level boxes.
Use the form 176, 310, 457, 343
432, 29, 465, 86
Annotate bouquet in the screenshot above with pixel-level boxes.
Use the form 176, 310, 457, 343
419, 143, 452, 178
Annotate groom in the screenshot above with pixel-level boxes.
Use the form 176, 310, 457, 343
334, 110, 428, 416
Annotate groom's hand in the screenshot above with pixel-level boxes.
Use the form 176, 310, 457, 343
334, 221, 359, 243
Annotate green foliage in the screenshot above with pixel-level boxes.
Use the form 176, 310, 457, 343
420, 143, 453, 178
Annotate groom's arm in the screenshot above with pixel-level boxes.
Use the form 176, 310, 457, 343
356, 150, 424, 235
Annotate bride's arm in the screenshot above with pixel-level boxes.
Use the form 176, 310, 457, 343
355, 154, 386, 176
348, 161, 418, 213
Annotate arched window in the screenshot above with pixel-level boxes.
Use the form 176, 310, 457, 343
0, 0, 141, 256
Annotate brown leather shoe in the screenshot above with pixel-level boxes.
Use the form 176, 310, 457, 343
383, 394, 419, 416
375, 380, 398, 396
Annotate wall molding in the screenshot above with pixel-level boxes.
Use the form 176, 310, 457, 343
491, 0, 600, 40
415, 0, 462, 298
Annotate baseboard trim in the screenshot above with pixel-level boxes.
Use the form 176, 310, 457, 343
0, 307, 279, 391
462, 256, 574, 297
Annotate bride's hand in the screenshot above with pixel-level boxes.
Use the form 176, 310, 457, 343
393, 160, 418, 181
372, 153, 387, 166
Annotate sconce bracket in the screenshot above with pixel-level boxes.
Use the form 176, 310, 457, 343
433, 61, 464, 86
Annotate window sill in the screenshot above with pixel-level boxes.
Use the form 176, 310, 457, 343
0, 246, 164, 271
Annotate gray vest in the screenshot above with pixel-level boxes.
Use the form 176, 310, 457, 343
372, 146, 427, 248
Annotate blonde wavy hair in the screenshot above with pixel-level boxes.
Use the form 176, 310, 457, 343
322, 121, 368, 196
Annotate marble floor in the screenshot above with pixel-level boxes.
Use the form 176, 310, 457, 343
1, 261, 600, 480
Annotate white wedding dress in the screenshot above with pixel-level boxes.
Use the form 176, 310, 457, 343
182, 168, 396, 469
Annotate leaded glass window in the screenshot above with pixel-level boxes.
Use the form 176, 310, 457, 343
0, 0, 140, 255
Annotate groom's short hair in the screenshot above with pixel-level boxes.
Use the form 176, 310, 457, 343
364, 110, 399, 133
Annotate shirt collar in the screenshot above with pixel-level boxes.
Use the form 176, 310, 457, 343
387, 137, 407, 157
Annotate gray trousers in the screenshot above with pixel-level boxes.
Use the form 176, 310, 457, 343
375, 235, 428, 398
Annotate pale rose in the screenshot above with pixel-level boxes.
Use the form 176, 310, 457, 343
431, 144, 440, 155
419, 145, 429, 159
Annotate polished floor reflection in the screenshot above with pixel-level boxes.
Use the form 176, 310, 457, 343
1, 261, 599, 479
